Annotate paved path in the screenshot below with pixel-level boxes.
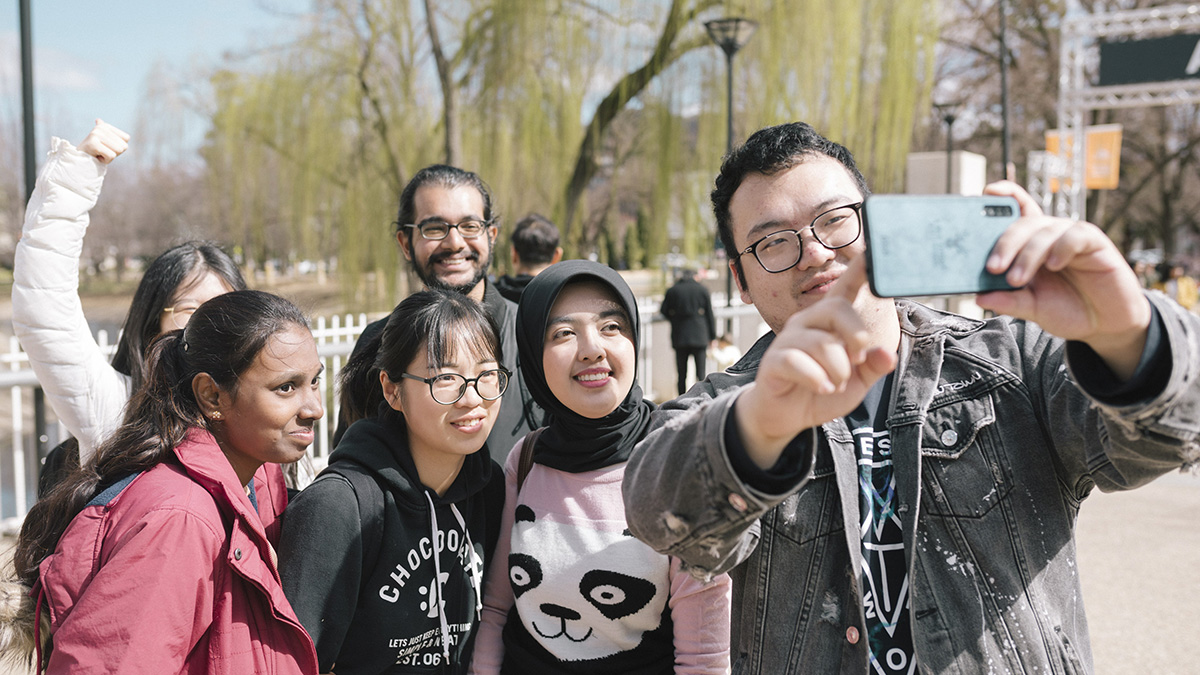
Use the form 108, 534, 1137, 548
1076, 470, 1200, 674
0, 471, 1194, 674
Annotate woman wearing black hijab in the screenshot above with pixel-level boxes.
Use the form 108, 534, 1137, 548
471, 260, 731, 675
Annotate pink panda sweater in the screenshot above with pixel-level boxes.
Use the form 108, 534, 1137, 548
470, 436, 731, 675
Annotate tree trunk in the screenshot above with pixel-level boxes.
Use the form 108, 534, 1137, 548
425, 0, 461, 166
560, 0, 717, 242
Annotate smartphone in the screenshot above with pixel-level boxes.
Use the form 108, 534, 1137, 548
862, 194, 1021, 298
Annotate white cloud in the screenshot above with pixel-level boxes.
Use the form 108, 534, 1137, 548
0, 32, 17, 89
35, 49, 102, 92
0, 30, 101, 94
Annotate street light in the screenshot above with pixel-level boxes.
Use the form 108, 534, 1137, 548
999, 0, 1012, 179
705, 16, 757, 331
20, 0, 35, 204
20, 0, 49, 458
933, 101, 962, 194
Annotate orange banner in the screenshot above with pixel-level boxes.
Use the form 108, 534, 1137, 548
1045, 124, 1123, 191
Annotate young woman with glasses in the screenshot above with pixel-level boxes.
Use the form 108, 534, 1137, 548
278, 289, 507, 675
13, 120, 248, 493
469, 260, 732, 675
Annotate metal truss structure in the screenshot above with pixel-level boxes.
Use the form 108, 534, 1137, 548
1055, 3, 1200, 219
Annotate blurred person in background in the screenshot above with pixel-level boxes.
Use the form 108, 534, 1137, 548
660, 269, 716, 395
495, 213, 563, 303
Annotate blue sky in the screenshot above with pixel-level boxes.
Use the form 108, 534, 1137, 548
1, 1, 310, 162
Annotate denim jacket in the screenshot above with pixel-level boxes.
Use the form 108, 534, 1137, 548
624, 294, 1200, 674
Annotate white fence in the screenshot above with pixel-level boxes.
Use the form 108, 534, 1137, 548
0, 313, 376, 530
0, 303, 767, 529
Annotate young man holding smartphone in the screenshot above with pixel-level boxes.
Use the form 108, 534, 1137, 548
623, 121, 1198, 674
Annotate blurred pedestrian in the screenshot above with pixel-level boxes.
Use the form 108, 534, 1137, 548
708, 334, 742, 373
660, 269, 716, 395
1130, 260, 1155, 289
495, 213, 563, 302
1167, 264, 1198, 311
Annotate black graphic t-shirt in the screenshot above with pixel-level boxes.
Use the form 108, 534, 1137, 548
846, 374, 918, 675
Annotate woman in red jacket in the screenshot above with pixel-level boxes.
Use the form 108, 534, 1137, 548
11, 290, 324, 674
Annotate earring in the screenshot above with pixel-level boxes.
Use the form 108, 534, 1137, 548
211, 411, 223, 421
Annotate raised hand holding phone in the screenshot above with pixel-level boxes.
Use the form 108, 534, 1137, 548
735, 255, 897, 469
977, 181, 1151, 381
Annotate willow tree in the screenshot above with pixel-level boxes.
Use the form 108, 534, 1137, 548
202, 0, 939, 307
203, 0, 438, 306
740, 0, 939, 192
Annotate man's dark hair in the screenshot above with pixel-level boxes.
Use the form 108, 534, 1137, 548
395, 164, 495, 237
511, 213, 561, 266
711, 122, 870, 285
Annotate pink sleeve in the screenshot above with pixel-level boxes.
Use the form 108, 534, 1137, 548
668, 556, 733, 675
468, 439, 523, 675
46, 509, 222, 674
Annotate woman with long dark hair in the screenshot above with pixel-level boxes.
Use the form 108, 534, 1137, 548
12, 120, 247, 481
470, 261, 731, 674
9, 290, 323, 674
279, 289, 506, 675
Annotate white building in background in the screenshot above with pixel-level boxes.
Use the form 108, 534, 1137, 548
900, 151, 990, 320
906, 151, 988, 195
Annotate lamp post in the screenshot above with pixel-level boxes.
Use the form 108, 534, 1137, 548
20, 0, 48, 460
998, 0, 1008, 178
933, 102, 961, 194
20, 0, 35, 204
705, 17, 757, 332
999, 0, 1012, 180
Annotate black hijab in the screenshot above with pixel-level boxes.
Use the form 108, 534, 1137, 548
515, 260, 656, 473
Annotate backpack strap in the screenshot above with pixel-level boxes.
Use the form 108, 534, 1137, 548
324, 467, 386, 590
86, 471, 141, 508
516, 427, 546, 493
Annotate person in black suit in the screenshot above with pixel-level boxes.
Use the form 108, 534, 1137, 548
660, 269, 716, 395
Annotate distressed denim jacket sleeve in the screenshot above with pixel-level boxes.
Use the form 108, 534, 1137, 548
623, 334, 815, 581
1054, 291, 1200, 494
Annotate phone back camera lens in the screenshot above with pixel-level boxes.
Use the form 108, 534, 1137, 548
984, 205, 1013, 217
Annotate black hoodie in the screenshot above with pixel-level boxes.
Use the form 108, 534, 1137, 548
279, 406, 505, 674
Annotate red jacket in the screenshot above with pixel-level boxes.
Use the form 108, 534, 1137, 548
37, 428, 319, 674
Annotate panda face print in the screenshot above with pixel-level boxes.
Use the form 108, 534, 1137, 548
508, 505, 670, 661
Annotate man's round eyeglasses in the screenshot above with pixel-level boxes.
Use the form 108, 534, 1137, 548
400, 218, 494, 241
399, 368, 510, 405
162, 303, 202, 330
734, 202, 864, 274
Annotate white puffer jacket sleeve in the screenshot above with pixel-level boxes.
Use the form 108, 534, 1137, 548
12, 137, 132, 465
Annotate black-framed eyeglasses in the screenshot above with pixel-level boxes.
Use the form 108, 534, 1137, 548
734, 202, 864, 274
399, 368, 510, 405
400, 218, 494, 241
162, 302, 202, 329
